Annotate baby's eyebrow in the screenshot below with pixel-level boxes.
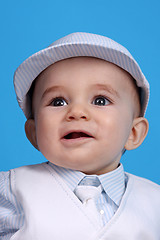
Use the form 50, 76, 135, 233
92, 83, 120, 98
41, 86, 64, 99
41, 83, 120, 100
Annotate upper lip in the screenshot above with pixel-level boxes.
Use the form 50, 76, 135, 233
61, 129, 94, 139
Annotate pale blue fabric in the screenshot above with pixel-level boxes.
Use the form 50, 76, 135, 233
0, 162, 127, 239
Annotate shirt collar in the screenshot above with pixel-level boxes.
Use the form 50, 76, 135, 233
98, 164, 126, 206
48, 162, 85, 191
48, 162, 126, 207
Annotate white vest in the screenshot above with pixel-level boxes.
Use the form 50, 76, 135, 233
10, 163, 160, 240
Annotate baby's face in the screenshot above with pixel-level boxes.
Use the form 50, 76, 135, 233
30, 57, 140, 175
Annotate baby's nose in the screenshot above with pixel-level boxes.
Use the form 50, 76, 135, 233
65, 104, 91, 121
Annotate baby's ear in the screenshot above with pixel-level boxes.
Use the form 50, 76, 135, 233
125, 117, 149, 150
25, 119, 39, 150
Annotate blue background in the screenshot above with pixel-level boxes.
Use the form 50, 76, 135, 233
1, 0, 160, 184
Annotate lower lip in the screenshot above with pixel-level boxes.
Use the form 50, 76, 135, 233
60, 137, 94, 146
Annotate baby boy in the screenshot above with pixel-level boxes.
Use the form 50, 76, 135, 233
0, 32, 160, 240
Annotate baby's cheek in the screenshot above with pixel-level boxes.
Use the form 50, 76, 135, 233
36, 116, 59, 155
35, 120, 50, 149
101, 118, 127, 146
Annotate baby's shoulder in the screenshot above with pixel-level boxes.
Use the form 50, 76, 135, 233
126, 172, 160, 200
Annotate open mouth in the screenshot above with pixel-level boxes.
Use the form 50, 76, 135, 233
63, 132, 93, 140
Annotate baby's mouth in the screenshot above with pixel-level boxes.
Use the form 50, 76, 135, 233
63, 132, 93, 140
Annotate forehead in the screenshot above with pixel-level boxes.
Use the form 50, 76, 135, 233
34, 57, 135, 93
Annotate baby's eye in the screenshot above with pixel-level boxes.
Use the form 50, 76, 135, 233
92, 96, 110, 106
51, 97, 67, 107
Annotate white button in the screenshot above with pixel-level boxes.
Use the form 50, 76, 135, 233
100, 210, 104, 215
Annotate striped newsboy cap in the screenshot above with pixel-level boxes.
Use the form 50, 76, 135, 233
13, 32, 149, 119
